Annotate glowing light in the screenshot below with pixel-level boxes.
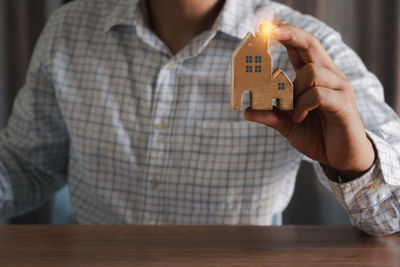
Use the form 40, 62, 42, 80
259, 22, 276, 38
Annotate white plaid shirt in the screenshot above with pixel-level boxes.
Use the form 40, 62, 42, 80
0, 0, 399, 235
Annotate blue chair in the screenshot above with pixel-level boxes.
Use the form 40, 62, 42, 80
52, 186, 73, 224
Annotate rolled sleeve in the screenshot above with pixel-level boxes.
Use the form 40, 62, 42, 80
0, 12, 69, 219
319, 132, 400, 236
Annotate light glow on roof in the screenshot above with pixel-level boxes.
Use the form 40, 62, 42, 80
259, 22, 276, 38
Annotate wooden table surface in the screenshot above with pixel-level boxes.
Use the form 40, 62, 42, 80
0, 225, 399, 267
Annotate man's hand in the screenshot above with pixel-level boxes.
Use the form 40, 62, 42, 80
244, 24, 375, 180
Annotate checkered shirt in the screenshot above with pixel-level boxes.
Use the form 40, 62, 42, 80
0, 0, 399, 235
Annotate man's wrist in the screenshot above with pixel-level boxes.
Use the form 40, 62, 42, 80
335, 164, 374, 183
331, 135, 377, 182
321, 158, 377, 184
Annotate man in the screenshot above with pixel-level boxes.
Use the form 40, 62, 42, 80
0, 0, 399, 235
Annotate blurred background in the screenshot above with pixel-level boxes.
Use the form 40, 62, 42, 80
0, 0, 399, 224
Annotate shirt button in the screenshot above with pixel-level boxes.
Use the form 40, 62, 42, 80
156, 121, 167, 130
150, 179, 160, 189
390, 166, 394, 175
367, 182, 379, 191
167, 61, 175, 69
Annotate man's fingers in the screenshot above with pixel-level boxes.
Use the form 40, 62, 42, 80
293, 63, 350, 99
244, 107, 293, 137
272, 24, 345, 79
285, 46, 304, 71
272, 24, 332, 66
292, 86, 340, 123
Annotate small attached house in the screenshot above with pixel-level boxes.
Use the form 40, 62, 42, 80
231, 32, 293, 110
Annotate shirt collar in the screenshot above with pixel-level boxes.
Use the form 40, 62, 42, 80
104, 0, 140, 32
216, 0, 268, 39
104, 0, 270, 39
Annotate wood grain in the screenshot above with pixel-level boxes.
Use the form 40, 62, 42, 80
0, 225, 399, 267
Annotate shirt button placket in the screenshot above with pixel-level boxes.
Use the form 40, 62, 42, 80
155, 120, 168, 143
167, 61, 175, 70
156, 121, 167, 131
150, 179, 160, 189
148, 60, 176, 195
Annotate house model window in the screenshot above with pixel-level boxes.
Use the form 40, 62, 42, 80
245, 56, 262, 73
278, 82, 285, 90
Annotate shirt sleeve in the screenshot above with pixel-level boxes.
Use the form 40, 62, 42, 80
0, 15, 70, 219
311, 24, 400, 236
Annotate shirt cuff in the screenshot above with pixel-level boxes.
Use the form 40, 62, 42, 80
318, 130, 398, 209
365, 130, 400, 186
320, 130, 399, 185
319, 159, 383, 211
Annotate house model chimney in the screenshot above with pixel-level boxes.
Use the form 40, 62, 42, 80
257, 23, 274, 42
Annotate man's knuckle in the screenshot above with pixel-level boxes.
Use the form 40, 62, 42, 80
342, 80, 353, 91
307, 34, 319, 48
342, 89, 355, 104
305, 62, 316, 71
310, 63, 319, 77
304, 63, 318, 86
311, 87, 324, 103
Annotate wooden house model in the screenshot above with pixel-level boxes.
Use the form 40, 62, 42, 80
231, 30, 293, 110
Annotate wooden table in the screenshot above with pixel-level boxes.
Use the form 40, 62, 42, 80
0, 225, 399, 266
